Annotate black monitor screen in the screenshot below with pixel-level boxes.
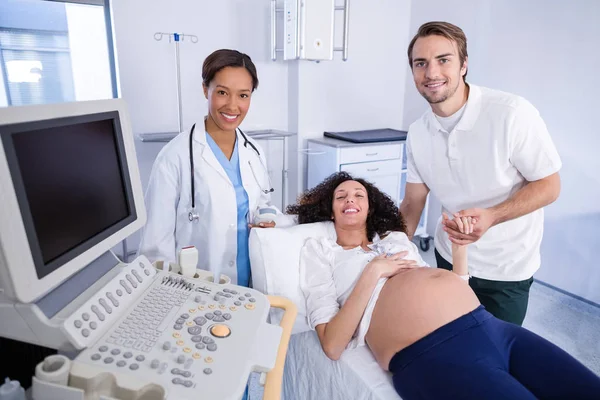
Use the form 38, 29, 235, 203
0, 111, 137, 279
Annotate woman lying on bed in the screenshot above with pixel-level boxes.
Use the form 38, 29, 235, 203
286, 171, 600, 400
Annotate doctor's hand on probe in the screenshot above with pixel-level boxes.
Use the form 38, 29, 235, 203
248, 221, 276, 229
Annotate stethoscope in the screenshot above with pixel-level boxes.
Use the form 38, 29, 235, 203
188, 123, 274, 222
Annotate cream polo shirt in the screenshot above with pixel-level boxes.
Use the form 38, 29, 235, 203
406, 84, 562, 281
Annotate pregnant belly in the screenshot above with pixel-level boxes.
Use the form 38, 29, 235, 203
365, 268, 480, 370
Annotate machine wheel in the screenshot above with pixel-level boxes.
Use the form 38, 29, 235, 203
419, 237, 431, 252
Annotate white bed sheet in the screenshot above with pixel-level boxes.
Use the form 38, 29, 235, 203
282, 330, 401, 400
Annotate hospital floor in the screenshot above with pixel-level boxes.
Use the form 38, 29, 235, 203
248, 243, 600, 400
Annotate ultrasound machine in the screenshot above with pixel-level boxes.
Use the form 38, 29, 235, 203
0, 100, 296, 400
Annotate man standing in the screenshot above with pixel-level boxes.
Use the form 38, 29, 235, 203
400, 21, 562, 325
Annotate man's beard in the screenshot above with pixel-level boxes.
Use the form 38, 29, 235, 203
420, 80, 459, 104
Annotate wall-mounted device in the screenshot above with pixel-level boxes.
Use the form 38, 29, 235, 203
271, 0, 350, 62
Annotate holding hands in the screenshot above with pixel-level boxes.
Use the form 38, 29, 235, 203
442, 208, 495, 245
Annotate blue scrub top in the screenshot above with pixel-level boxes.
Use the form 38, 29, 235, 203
206, 132, 251, 287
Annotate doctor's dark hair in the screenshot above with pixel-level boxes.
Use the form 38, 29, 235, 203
202, 49, 259, 91
407, 21, 468, 81
286, 172, 407, 241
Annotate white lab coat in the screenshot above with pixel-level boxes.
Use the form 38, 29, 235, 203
138, 126, 281, 284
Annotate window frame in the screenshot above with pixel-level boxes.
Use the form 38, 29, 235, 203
0, 0, 119, 105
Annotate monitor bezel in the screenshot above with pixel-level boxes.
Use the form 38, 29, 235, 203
0, 111, 138, 280
0, 99, 146, 303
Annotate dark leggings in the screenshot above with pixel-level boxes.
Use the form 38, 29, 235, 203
389, 306, 600, 400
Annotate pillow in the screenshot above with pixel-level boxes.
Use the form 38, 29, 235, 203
249, 221, 336, 334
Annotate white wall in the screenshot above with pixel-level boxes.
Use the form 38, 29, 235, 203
111, 0, 289, 135
290, 0, 413, 194
403, 0, 600, 303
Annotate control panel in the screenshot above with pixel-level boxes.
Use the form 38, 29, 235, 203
67, 258, 284, 400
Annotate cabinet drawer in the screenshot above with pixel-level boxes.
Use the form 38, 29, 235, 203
339, 143, 403, 165
341, 159, 402, 204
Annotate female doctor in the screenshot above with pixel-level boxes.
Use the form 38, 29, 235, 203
139, 49, 280, 287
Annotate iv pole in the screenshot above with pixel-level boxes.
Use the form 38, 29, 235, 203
153, 32, 198, 133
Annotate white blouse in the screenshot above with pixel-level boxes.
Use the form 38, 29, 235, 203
299, 231, 429, 349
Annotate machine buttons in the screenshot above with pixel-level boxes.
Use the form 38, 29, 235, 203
194, 296, 203, 303
82, 313, 90, 321
249, 298, 256, 303
82, 329, 90, 337
176, 340, 185, 346
136, 355, 145, 362
183, 347, 192, 353
204, 357, 213, 363
173, 324, 183, 331
238, 297, 246, 301
116, 289, 123, 297
203, 368, 212, 375
207, 344, 218, 352
132, 270, 143, 283
126, 274, 138, 288
106, 292, 119, 307
186, 321, 194, 327
158, 362, 168, 374
210, 324, 231, 338
219, 304, 227, 310
99, 346, 108, 353
151, 359, 160, 369
119, 280, 132, 294
180, 313, 190, 319
74, 320, 82, 328
144, 269, 151, 276
194, 317, 207, 326
198, 305, 205, 311
208, 304, 216, 309
177, 355, 186, 364
195, 343, 206, 350
245, 293, 252, 297
117, 361, 126, 368
188, 308, 197, 314
176, 318, 185, 325
90, 322, 98, 330
130, 363, 139, 371
92, 305, 106, 321
213, 316, 225, 322
183, 380, 193, 388
124, 352, 133, 359
111, 349, 121, 356
172, 332, 181, 339
188, 326, 202, 336
202, 336, 214, 344
191, 335, 203, 343
223, 313, 232, 320
245, 304, 255, 310
192, 353, 201, 360
162, 342, 171, 351
213, 310, 222, 316
91, 354, 101, 361
232, 305, 239, 310
205, 313, 214, 320
104, 357, 114, 364
99, 298, 112, 314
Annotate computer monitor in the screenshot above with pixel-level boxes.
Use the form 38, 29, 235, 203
0, 99, 146, 304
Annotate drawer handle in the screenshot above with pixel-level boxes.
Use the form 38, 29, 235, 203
367, 168, 379, 172
365, 152, 378, 156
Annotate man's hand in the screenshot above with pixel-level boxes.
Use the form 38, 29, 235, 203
248, 221, 276, 229
442, 208, 495, 245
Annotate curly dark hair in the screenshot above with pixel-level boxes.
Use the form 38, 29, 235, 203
286, 172, 407, 241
